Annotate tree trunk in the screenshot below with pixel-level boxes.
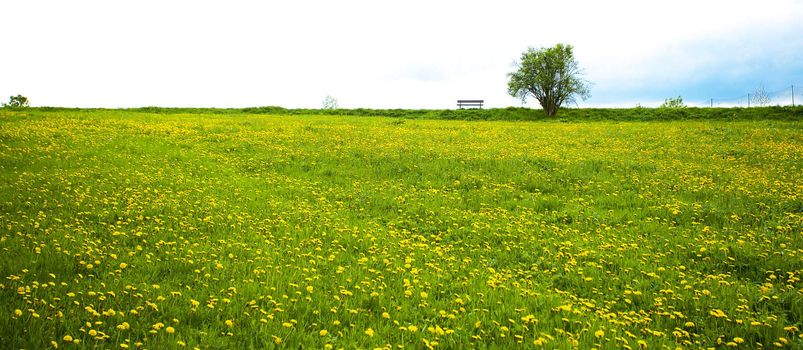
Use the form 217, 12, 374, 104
541, 100, 557, 116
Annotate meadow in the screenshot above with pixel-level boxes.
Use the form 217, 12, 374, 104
0, 109, 801, 349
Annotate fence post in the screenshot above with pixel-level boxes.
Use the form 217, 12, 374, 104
710, 98, 713, 107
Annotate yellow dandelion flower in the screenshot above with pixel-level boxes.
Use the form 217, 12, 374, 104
225, 319, 234, 327
88, 330, 97, 336
408, 325, 418, 332
272, 336, 282, 345
595, 330, 605, 338
420, 291, 428, 299
319, 329, 328, 337
119, 263, 127, 269
14, 309, 22, 317
382, 312, 390, 319
365, 328, 375, 337
684, 321, 695, 328
709, 309, 727, 318
63, 335, 73, 343
166, 327, 175, 334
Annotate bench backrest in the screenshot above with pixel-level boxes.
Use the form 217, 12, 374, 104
457, 100, 484, 109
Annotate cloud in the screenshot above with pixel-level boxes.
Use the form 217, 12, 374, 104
579, 16, 803, 107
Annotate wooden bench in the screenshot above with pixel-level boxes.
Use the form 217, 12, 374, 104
457, 100, 484, 109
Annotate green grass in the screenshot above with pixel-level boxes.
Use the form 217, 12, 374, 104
1, 109, 801, 349
19, 105, 803, 121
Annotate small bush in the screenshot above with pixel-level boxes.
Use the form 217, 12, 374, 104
3, 95, 29, 108
660, 96, 686, 109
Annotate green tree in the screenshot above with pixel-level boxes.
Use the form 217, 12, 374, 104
659, 96, 685, 109
507, 44, 590, 116
3, 95, 29, 108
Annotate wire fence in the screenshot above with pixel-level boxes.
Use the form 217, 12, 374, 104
685, 85, 801, 108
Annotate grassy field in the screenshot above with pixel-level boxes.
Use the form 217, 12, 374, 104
25, 105, 803, 122
1, 109, 801, 349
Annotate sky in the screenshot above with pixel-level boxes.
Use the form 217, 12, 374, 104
2, 0, 802, 109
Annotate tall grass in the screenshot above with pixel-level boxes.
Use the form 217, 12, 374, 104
18, 105, 803, 121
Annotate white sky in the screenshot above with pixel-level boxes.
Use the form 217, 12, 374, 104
2, 0, 802, 108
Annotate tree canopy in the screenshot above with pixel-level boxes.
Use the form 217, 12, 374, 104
507, 44, 590, 116
3, 95, 29, 108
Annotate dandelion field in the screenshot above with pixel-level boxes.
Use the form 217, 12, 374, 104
1, 109, 802, 349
